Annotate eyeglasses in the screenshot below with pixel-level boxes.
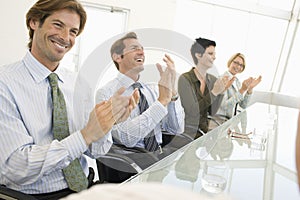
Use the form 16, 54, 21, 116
232, 61, 245, 68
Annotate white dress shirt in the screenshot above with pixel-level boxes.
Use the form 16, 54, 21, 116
96, 72, 184, 148
0, 51, 112, 194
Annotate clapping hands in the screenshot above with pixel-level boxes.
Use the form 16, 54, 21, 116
211, 75, 235, 96
247, 75, 262, 94
157, 54, 177, 106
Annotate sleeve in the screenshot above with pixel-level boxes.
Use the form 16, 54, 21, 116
161, 96, 185, 134
217, 87, 243, 114
178, 74, 213, 115
233, 78, 250, 109
178, 75, 200, 116
0, 83, 88, 185
239, 92, 251, 109
204, 75, 224, 116
84, 85, 113, 158
96, 86, 168, 147
112, 101, 168, 147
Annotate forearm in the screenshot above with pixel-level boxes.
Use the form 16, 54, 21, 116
162, 99, 185, 134
90, 132, 113, 158
239, 92, 251, 109
1, 131, 87, 185
113, 101, 167, 147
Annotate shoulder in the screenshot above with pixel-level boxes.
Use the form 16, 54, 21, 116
0, 61, 24, 83
95, 78, 120, 102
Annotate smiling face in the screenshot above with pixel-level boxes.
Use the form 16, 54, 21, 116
228, 56, 245, 75
197, 45, 216, 70
118, 38, 145, 77
29, 9, 80, 71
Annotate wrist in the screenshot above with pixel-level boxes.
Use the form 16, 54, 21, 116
158, 97, 169, 106
81, 129, 93, 146
171, 94, 179, 101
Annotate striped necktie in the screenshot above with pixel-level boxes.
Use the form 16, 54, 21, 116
48, 73, 88, 192
132, 82, 159, 152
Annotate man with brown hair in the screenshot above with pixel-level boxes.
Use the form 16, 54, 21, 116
0, 0, 138, 199
96, 32, 184, 168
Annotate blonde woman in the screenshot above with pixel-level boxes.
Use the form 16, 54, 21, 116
216, 53, 262, 119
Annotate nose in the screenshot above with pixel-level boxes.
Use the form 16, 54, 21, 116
59, 28, 70, 41
136, 47, 144, 55
212, 54, 216, 60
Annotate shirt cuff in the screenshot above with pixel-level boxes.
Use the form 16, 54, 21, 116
151, 100, 168, 123
61, 131, 88, 160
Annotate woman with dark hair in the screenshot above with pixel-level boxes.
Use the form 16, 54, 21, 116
178, 37, 234, 139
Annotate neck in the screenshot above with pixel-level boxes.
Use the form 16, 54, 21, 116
30, 50, 59, 72
120, 69, 139, 81
194, 66, 206, 81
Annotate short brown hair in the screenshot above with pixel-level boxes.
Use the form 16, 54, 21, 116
110, 32, 138, 70
26, 0, 87, 49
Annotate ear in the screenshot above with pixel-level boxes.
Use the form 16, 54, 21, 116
112, 53, 122, 63
29, 18, 39, 30
195, 53, 202, 59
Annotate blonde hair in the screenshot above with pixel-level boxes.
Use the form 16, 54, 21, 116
227, 53, 246, 72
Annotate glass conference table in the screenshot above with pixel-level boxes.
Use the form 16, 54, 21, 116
124, 102, 300, 200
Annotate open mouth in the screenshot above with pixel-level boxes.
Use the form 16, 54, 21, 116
135, 58, 144, 63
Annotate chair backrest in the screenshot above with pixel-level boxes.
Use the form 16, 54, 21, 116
96, 152, 143, 183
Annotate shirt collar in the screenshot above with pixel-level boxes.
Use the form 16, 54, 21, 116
23, 51, 66, 83
189, 67, 212, 84
116, 72, 137, 89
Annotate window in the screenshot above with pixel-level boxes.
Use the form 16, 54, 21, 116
280, 25, 300, 97
60, 4, 128, 72
174, 0, 290, 92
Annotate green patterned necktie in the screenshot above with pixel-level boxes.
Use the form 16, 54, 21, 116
48, 73, 88, 192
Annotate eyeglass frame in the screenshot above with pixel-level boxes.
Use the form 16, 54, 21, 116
232, 60, 245, 69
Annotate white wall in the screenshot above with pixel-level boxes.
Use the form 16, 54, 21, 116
0, 0, 36, 66
86, 0, 177, 29
0, 0, 177, 67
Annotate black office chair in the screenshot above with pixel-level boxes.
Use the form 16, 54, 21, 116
96, 152, 144, 183
162, 131, 194, 150
96, 143, 160, 183
0, 185, 37, 200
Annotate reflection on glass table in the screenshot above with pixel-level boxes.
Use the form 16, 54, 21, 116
124, 102, 300, 200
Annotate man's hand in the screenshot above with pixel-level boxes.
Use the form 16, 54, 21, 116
156, 54, 177, 106
81, 87, 138, 145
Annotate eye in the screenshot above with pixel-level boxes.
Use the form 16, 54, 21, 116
53, 22, 63, 28
70, 29, 78, 36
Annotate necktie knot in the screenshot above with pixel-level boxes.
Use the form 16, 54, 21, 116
48, 73, 58, 89
132, 82, 142, 89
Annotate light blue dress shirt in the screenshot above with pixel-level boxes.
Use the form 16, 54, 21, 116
0, 51, 112, 194
217, 71, 251, 118
96, 72, 184, 148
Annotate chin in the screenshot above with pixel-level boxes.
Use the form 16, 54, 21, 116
135, 64, 144, 72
